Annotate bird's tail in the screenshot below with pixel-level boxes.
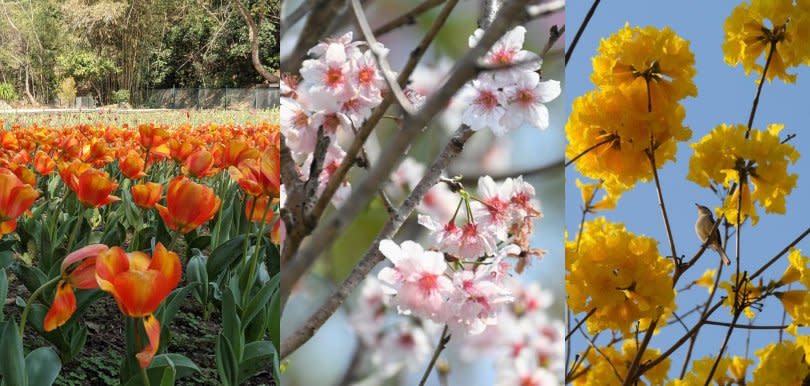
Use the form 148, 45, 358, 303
718, 248, 731, 266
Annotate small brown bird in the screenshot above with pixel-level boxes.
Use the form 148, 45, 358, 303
694, 203, 730, 266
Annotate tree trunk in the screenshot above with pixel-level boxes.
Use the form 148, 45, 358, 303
234, 0, 278, 84
23, 64, 37, 105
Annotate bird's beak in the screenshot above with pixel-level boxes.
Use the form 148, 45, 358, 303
694, 203, 700, 208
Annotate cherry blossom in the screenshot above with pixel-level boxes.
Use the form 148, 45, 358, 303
502, 72, 561, 131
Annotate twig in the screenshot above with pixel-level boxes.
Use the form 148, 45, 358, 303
350, 0, 417, 115
646, 144, 678, 262
373, 0, 447, 37
750, 226, 810, 280
565, 0, 601, 65
745, 41, 776, 138
680, 259, 725, 378
565, 134, 616, 167
281, 0, 318, 37
566, 308, 596, 341
457, 157, 562, 184
418, 325, 451, 386
281, 0, 344, 73
525, 0, 565, 21
703, 320, 789, 330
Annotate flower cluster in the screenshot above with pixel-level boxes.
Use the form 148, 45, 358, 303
750, 341, 810, 385
723, 0, 810, 83
672, 356, 751, 386
566, 25, 695, 203
375, 175, 543, 335
281, 32, 389, 206
687, 123, 799, 225
349, 277, 563, 385
461, 26, 561, 136
566, 217, 675, 335
574, 340, 670, 386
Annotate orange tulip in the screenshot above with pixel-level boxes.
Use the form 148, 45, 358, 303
58, 160, 92, 193
11, 164, 36, 187
271, 217, 285, 245
131, 182, 162, 209
72, 169, 120, 208
156, 176, 221, 234
221, 140, 259, 167
229, 146, 280, 198
0, 168, 40, 236
168, 139, 197, 163
120, 150, 147, 180
95, 243, 182, 368
245, 195, 275, 224
34, 151, 56, 175
44, 244, 108, 331
183, 149, 218, 178
1, 131, 19, 151
138, 124, 169, 150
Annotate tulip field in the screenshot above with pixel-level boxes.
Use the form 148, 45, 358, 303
0, 112, 280, 385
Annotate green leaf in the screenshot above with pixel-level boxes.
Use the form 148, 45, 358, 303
0, 250, 14, 269
0, 270, 7, 321
0, 321, 27, 385
206, 235, 246, 279
221, 288, 243, 361
156, 285, 197, 349
25, 347, 62, 386
187, 255, 209, 309
151, 353, 201, 379
238, 340, 276, 384
13, 264, 48, 293
241, 274, 278, 328
100, 222, 126, 246
215, 334, 239, 386
158, 366, 176, 386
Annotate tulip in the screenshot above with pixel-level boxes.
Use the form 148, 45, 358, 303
229, 147, 280, 198
72, 169, 120, 208
245, 195, 275, 224
131, 182, 162, 209
221, 139, 259, 167
138, 124, 169, 150
44, 244, 108, 331
0, 168, 40, 236
156, 176, 221, 234
183, 149, 218, 178
95, 243, 181, 368
34, 151, 56, 175
120, 150, 147, 180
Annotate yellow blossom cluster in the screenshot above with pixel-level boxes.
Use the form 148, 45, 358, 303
566, 217, 675, 335
723, 0, 810, 83
574, 340, 670, 386
567, 25, 695, 204
687, 123, 799, 225
750, 341, 810, 385
669, 356, 751, 386
773, 249, 810, 325
575, 179, 618, 212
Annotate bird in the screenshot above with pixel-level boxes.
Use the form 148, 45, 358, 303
694, 203, 730, 266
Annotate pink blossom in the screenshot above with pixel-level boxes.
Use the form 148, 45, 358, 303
377, 240, 453, 320
462, 79, 507, 135
502, 72, 561, 131
446, 266, 513, 334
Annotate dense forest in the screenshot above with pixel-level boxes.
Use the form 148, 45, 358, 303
0, 0, 279, 106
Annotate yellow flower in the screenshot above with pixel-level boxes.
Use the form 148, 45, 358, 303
566, 87, 691, 198
575, 178, 618, 211
719, 274, 763, 319
566, 217, 676, 335
575, 340, 670, 386
722, 0, 810, 83
694, 269, 717, 292
774, 249, 810, 324
668, 356, 750, 386
750, 341, 810, 385
592, 24, 697, 107
780, 248, 806, 285
687, 123, 799, 225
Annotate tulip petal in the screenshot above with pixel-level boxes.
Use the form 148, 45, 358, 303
149, 243, 182, 290
136, 314, 161, 368
96, 247, 130, 293
44, 281, 77, 332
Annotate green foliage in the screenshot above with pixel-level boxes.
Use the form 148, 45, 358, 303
56, 51, 119, 89
111, 89, 130, 104
56, 78, 78, 107
0, 82, 18, 102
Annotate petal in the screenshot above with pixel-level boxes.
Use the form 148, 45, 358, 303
43, 281, 77, 332
136, 314, 161, 368
149, 243, 182, 291
96, 247, 130, 293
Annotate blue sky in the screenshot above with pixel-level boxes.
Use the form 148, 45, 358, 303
566, 0, 810, 379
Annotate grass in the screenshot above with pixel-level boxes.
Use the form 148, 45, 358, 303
0, 109, 279, 129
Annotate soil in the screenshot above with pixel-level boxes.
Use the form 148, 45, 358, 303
4, 271, 275, 386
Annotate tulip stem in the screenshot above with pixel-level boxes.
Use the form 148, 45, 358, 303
242, 201, 272, 307
66, 206, 85, 253
19, 276, 61, 335
140, 364, 151, 386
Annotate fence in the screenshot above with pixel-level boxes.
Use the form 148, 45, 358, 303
141, 87, 279, 109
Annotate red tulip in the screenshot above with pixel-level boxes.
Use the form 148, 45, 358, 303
120, 150, 146, 180
44, 244, 108, 331
156, 176, 221, 234
95, 243, 181, 368
71, 169, 120, 208
0, 168, 39, 236
131, 182, 162, 209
